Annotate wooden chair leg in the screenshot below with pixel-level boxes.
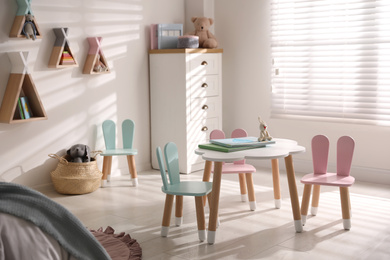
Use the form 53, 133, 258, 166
245, 173, 256, 211
101, 156, 112, 187
271, 158, 282, 208
161, 194, 174, 237
311, 185, 321, 215
238, 173, 247, 202
340, 187, 352, 230
206, 192, 219, 228
175, 195, 183, 226
202, 160, 213, 206
301, 184, 312, 225
195, 196, 206, 241
126, 155, 138, 186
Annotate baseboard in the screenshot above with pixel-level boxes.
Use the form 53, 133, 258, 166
248, 158, 390, 185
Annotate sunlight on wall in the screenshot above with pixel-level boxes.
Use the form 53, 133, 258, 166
0, 0, 144, 185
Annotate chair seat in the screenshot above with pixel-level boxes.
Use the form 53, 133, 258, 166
301, 172, 355, 187
101, 148, 138, 156
162, 181, 213, 196
212, 163, 256, 174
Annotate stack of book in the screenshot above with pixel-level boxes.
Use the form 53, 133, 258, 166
60, 51, 75, 65
150, 23, 183, 49
198, 137, 275, 152
17, 96, 33, 120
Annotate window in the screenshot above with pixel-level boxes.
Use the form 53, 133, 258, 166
270, 0, 390, 126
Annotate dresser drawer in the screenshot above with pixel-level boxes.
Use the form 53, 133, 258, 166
190, 75, 219, 98
189, 54, 219, 75
188, 117, 219, 143
190, 96, 221, 120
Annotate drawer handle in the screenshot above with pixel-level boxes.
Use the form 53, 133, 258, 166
201, 61, 208, 66
202, 105, 209, 110
201, 126, 208, 131
201, 83, 208, 88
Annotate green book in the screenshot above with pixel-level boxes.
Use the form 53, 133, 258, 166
198, 143, 266, 153
18, 98, 25, 119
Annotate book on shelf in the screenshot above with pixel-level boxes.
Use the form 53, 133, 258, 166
60, 51, 75, 65
19, 96, 33, 119
210, 137, 275, 148
17, 98, 25, 119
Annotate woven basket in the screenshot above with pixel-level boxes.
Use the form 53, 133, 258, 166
49, 152, 102, 195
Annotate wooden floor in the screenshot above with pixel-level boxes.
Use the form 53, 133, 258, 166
38, 168, 390, 260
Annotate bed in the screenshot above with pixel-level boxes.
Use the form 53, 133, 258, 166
0, 182, 141, 260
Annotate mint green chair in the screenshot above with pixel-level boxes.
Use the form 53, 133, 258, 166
156, 142, 212, 242
101, 119, 138, 187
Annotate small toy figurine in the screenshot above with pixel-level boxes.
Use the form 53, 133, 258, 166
67, 144, 91, 163
22, 14, 37, 40
258, 116, 272, 142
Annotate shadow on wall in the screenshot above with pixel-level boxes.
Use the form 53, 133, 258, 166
0, 150, 65, 186
0, 0, 143, 187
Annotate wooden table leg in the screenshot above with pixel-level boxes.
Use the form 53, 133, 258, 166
202, 160, 213, 206
284, 155, 303, 232
208, 161, 223, 244
271, 158, 282, 208
126, 155, 138, 186
245, 173, 256, 211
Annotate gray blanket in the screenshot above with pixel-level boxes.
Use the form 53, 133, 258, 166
0, 182, 111, 260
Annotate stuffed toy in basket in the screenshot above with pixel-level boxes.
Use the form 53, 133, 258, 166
49, 151, 102, 195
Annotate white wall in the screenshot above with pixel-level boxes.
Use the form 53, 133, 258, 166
0, 0, 185, 187
1, 0, 388, 187
214, 0, 390, 184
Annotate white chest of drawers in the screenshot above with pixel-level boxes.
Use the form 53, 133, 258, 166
149, 48, 223, 174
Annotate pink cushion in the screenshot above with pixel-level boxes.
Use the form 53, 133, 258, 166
301, 172, 355, 187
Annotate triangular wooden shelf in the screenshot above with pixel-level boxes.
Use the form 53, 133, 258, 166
9, 0, 42, 39
0, 74, 47, 123
48, 28, 78, 68
83, 37, 110, 74
9, 15, 42, 39
0, 52, 47, 124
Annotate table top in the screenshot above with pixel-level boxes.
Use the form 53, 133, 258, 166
195, 138, 306, 162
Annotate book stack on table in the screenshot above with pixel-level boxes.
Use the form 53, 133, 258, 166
198, 137, 275, 153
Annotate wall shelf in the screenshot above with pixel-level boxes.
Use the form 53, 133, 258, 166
9, 0, 42, 40
83, 37, 110, 74
0, 52, 47, 124
48, 28, 78, 68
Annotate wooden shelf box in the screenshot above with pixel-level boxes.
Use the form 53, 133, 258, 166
9, 0, 42, 39
83, 37, 110, 74
48, 28, 78, 68
0, 52, 47, 124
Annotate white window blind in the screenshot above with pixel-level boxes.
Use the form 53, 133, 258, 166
270, 0, 390, 126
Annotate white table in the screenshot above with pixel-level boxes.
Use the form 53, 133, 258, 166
195, 138, 306, 244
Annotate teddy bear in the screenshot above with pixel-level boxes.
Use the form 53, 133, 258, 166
67, 144, 91, 163
186, 16, 218, 48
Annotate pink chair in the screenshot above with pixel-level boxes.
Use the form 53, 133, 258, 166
208, 129, 258, 210
300, 135, 355, 230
